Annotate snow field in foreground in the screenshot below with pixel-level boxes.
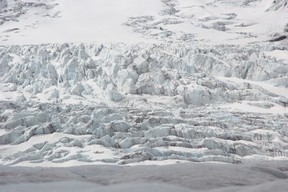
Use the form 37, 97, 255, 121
0, 161, 288, 192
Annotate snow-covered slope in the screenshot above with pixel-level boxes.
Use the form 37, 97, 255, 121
0, 0, 163, 44
1, 0, 288, 44
126, 0, 288, 44
0, 0, 287, 167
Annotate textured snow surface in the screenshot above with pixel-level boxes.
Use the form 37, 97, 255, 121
0, 161, 288, 192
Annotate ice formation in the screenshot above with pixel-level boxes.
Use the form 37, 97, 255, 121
0, 41, 287, 165
0, 0, 287, 166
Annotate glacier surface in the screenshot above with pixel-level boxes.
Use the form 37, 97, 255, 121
0, 41, 287, 166
1, 1, 288, 192
0, 0, 287, 168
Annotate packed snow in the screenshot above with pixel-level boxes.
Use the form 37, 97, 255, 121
0, 0, 288, 191
0, 161, 288, 192
1, 0, 288, 44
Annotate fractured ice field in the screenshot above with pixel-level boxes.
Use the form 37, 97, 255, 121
0, 0, 288, 170
0, 41, 287, 166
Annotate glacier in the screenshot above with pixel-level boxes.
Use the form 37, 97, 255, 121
0, 41, 287, 166
1, 0, 288, 191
